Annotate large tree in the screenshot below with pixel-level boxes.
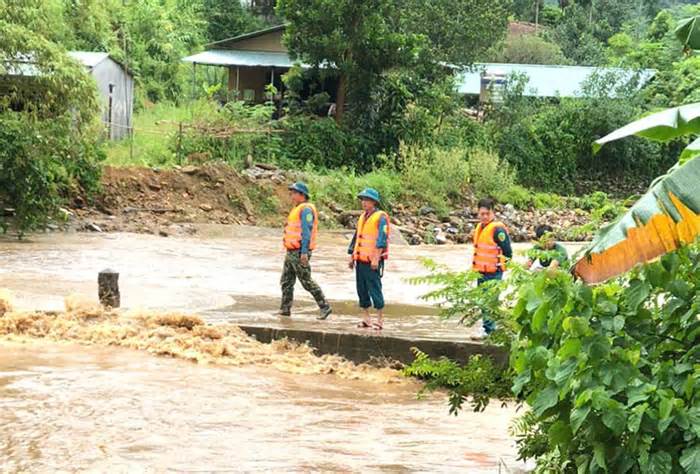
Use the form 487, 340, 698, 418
277, 0, 419, 122
277, 0, 509, 122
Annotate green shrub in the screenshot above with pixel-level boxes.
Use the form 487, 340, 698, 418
280, 116, 364, 169
104, 102, 171, 166
0, 112, 104, 236
565, 192, 627, 240
490, 34, 572, 65
532, 192, 565, 209
434, 113, 489, 149
404, 350, 512, 413
173, 100, 283, 167
399, 144, 471, 215
308, 167, 403, 212
244, 185, 280, 216
493, 185, 567, 211
495, 184, 535, 209
510, 244, 700, 472
467, 148, 516, 199
490, 73, 675, 193
413, 240, 700, 471
493, 104, 579, 193
309, 144, 473, 215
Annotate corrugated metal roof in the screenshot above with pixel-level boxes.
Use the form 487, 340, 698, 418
457, 63, 656, 97
182, 49, 301, 68
181, 50, 655, 98
206, 24, 287, 48
67, 51, 109, 69
3, 51, 129, 77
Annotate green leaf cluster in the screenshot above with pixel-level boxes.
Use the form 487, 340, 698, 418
0, 0, 105, 236
489, 72, 676, 193
512, 244, 700, 472
403, 350, 512, 414
0, 112, 105, 236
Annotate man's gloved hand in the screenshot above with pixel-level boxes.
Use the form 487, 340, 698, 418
300, 253, 309, 267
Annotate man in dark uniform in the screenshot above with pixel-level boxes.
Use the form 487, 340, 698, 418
472, 198, 512, 336
279, 182, 332, 320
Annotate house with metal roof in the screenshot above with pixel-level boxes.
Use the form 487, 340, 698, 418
183, 24, 655, 104
68, 51, 134, 140
1, 51, 134, 140
457, 63, 655, 100
184, 25, 294, 104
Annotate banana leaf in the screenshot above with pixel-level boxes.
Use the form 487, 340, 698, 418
680, 136, 700, 164
573, 157, 700, 284
593, 103, 700, 153
676, 16, 700, 51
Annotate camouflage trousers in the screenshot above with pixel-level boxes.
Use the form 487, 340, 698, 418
280, 251, 329, 312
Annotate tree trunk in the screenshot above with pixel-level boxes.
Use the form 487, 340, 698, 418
335, 73, 347, 124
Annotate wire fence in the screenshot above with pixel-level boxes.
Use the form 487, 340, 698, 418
101, 118, 286, 166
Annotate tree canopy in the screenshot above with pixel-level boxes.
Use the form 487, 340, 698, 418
278, 0, 509, 122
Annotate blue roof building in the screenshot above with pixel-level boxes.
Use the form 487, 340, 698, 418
457, 63, 655, 99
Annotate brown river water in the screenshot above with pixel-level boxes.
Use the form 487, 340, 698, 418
0, 226, 581, 472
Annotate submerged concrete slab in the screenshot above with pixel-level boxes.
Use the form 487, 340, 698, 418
238, 325, 507, 366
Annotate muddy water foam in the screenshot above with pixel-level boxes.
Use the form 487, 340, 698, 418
0, 292, 401, 384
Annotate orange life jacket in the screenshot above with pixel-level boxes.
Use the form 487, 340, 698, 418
353, 210, 390, 263
283, 203, 318, 251
472, 220, 508, 273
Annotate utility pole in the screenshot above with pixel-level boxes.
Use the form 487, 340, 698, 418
636, 0, 644, 41
122, 0, 134, 159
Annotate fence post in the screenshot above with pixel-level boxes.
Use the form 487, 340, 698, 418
268, 123, 272, 162
177, 121, 184, 165
129, 124, 134, 162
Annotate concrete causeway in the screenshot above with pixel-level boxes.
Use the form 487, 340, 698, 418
238, 324, 507, 366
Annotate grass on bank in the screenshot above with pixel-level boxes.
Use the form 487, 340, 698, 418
105, 102, 213, 167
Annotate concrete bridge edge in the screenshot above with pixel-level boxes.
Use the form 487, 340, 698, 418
238, 325, 508, 367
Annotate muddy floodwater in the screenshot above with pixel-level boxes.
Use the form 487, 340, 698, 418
0, 226, 581, 471
1, 341, 524, 472
0, 225, 586, 340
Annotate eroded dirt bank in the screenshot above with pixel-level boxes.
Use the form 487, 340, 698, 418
63, 163, 591, 242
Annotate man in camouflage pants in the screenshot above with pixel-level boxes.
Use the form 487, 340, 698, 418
279, 182, 332, 320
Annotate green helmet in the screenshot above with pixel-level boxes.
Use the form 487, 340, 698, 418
357, 187, 380, 203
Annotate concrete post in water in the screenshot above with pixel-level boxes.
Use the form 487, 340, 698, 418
98, 269, 120, 308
